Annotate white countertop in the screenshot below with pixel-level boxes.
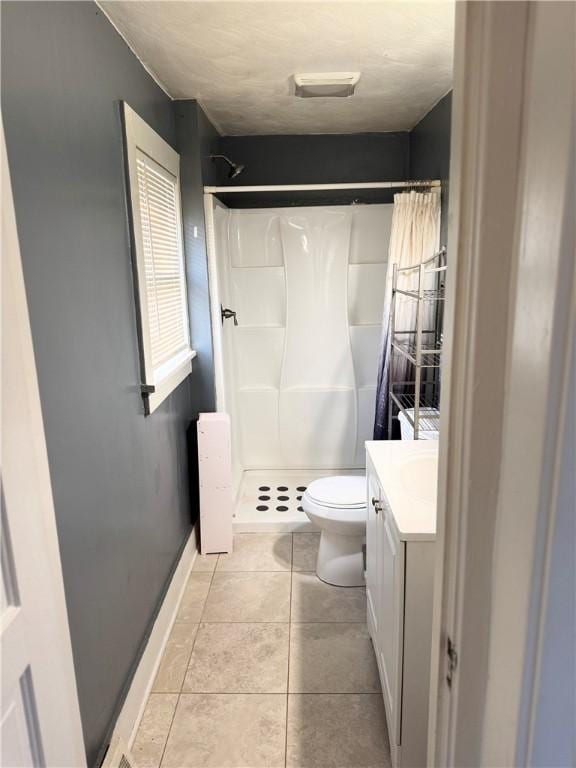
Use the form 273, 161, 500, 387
366, 440, 439, 542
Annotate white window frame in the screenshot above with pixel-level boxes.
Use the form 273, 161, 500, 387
122, 102, 195, 414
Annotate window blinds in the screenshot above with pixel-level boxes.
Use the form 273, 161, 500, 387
135, 150, 189, 372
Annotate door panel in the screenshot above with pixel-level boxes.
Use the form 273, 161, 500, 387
380, 505, 405, 746
366, 463, 381, 643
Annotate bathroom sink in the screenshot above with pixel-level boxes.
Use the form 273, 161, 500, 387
365, 440, 439, 540
397, 452, 438, 504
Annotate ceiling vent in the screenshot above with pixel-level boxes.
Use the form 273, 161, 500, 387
293, 72, 361, 98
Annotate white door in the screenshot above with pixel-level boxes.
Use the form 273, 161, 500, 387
430, 2, 575, 765
1, 122, 86, 766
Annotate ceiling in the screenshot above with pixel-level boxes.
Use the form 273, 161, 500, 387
100, 1, 454, 136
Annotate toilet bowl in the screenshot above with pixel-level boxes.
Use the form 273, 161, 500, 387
302, 475, 366, 587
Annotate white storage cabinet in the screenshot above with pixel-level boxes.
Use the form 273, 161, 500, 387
366, 450, 436, 768
197, 412, 233, 554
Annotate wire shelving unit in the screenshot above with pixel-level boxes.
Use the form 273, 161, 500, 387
387, 247, 447, 439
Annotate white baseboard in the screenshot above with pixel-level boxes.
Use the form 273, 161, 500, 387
111, 526, 198, 748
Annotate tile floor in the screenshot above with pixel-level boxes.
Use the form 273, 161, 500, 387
133, 533, 391, 768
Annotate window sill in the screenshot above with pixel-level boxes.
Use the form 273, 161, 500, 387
145, 349, 196, 415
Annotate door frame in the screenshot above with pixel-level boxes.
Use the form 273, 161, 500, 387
430, 2, 575, 765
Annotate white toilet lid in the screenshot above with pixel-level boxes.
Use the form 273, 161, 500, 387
306, 476, 366, 509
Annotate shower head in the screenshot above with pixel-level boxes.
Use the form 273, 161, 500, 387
228, 162, 245, 179
209, 154, 245, 180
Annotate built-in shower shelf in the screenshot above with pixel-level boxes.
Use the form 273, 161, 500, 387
231, 264, 286, 269
349, 322, 384, 328
238, 385, 279, 392
236, 324, 285, 329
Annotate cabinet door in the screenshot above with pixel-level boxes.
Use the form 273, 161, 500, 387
379, 503, 405, 747
366, 462, 382, 644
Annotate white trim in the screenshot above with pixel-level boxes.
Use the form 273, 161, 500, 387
480, 4, 575, 762
147, 350, 196, 415
111, 527, 198, 749
203, 180, 441, 194
429, 3, 530, 762
123, 102, 195, 413
430, 2, 576, 765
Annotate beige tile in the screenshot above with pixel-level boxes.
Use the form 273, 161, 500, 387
131, 693, 177, 768
291, 572, 366, 622
216, 533, 292, 572
162, 693, 286, 768
289, 623, 380, 693
292, 533, 320, 572
152, 623, 198, 693
203, 572, 291, 622
176, 572, 212, 622
183, 622, 289, 693
286, 694, 390, 768
192, 554, 219, 572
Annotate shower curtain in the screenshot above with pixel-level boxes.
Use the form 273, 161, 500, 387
373, 191, 441, 439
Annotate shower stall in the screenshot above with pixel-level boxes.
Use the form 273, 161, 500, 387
204, 183, 435, 531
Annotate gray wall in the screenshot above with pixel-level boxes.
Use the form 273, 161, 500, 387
176, 101, 219, 415
409, 92, 452, 245
216, 131, 410, 185
1, 3, 214, 765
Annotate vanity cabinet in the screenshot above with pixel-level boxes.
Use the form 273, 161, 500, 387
365, 444, 437, 768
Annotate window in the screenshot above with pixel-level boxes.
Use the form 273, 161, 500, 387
122, 103, 195, 414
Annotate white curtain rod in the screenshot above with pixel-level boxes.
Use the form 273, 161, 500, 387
203, 180, 441, 194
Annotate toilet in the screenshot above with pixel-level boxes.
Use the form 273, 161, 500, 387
302, 475, 366, 587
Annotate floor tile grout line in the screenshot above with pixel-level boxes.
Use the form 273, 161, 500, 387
157, 556, 219, 768
197, 558, 218, 624
214, 569, 293, 573
157, 690, 179, 768
154, 691, 381, 696
285, 533, 294, 768
182, 619, 364, 624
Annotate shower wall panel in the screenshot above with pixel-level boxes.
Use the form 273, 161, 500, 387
219, 204, 391, 469
213, 200, 243, 489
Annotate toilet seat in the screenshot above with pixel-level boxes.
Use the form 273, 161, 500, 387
306, 475, 366, 509
303, 476, 367, 537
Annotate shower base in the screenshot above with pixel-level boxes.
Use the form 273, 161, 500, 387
233, 469, 364, 533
